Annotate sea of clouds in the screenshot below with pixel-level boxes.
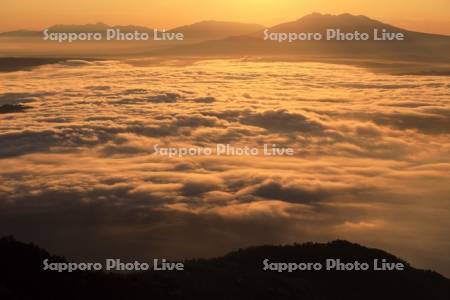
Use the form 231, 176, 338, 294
0, 59, 449, 275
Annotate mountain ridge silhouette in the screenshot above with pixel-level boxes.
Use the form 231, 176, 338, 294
0, 20, 265, 40
1, 13, 450, 73
1, 236, 449, 299
2, 13, 450, 38
151, 13, 449, 56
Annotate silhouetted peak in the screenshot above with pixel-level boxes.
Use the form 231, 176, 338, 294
46, 22, 153, 33
1, 236, 449, 300
170, 21, 264, 39
299, 12, 375, 22
270, 12, 398, 34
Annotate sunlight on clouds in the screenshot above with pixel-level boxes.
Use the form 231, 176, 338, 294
0, 59, 449, 274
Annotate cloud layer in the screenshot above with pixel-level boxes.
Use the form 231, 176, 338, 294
0, 59, 449, 275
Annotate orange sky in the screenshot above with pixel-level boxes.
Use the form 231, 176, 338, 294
1, 0, 450, 35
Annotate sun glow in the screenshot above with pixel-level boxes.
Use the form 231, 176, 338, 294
1, 0, 450, 34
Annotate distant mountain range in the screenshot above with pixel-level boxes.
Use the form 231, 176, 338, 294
1, 13, 449, 67
259, 12, 405, 35
153, 13, 450, 63
169, 21, 264, 40
0, 21, 264, 41
0, 22, 151, 36
1, 236, 449, 299
48, 22, 153, 34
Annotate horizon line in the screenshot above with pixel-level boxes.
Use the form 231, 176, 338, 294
1, 12, 450, 37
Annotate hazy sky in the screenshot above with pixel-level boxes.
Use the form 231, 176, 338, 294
1, 0, 450, 34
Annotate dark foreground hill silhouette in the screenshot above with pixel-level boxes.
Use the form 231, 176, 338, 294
0, 236, 449, 299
